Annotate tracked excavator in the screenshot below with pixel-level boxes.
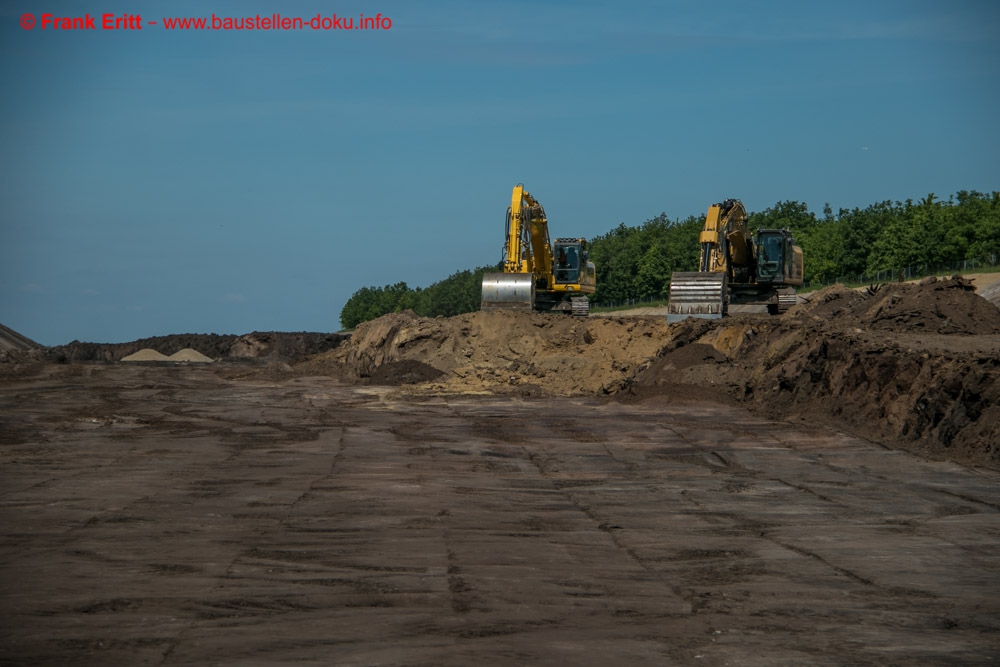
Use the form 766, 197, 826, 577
481, 184, 596, 317
667, 199, 803, 322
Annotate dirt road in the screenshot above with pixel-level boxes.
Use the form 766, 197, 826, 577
2, 365, 998, 665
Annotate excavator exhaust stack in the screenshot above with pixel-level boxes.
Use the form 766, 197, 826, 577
666, 272, 727, 323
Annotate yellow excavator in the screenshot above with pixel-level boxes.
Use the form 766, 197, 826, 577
667, 199, 803, 322
481, 184, 596, 317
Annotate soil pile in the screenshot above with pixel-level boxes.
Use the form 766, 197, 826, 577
302, 281, 999, 466
49, 331, 348, 363
121, 348, 171, 362
301, 310, 673, 395
0, 323, 44, 365
797, 276, 1000, 334
168, 348, 215, 363
632, 279, 1000, 468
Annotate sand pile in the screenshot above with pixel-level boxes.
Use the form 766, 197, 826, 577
168, 348, 214, 363
302, 310, 674, 395
121, 349, 170, 362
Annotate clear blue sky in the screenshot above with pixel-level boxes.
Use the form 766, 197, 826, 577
2, 0, 998, 344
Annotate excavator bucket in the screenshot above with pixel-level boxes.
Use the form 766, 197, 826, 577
481, 273, 535, 311
667, 272, 727, 323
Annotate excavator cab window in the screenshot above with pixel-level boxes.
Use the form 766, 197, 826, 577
756, 232, 784, 283
554, 244, 580, 284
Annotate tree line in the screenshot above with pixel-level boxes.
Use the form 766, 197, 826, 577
339, 266, 498, 329
340, 190, 1000, 328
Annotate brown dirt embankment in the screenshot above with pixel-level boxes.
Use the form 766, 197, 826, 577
306, 277, 1000, 468
299, 310, 673, 395
631, 277, 1000, 468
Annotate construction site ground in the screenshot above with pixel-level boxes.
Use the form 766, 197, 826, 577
2, 276, 999, 665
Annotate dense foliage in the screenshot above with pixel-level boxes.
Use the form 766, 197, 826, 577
339, 265, 498, 329
747, 191, 1000, 285
592, 190, 999, 301
340, 190, 1000, 327
587, 214, 703, 303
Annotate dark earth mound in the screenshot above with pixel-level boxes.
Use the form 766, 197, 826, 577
631, 279, 1000, 469
47, 331, 349, 363
368, 359, 448, 385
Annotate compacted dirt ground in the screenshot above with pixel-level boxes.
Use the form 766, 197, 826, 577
1, 364, 999, 666
2, 278, 999, 665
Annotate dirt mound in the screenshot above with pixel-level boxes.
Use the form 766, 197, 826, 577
301, 310, 674, 395
0, 323, 41, 353
631, 281, 1000, 468
369, 360, 446, 385
0, 323, 45, 366
649, 342, 728, 371
121, 348, 171, 362
795, 277, 1000, 334
303, 285, 999, 466
49, 331, 348, 363
168, 348, 215, 363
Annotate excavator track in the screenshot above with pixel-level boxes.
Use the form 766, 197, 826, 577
776, 288, 798, 313
570, 296, 590, 318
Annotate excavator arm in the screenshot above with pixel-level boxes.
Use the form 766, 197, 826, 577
698, 199, 753, 279
501, 185, 554, 287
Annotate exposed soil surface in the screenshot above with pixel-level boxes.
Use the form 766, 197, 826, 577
43, 331, 349, 364
632, 279, 1000, 469
303, 309, 671, 396
300, 278, 1000, 469
2, 366, 998, 665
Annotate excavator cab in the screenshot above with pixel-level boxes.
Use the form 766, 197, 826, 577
554, 241, 581, 284
754, 229, 803, 287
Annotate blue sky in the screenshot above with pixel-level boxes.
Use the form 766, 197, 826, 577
2, 0, 998, 344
